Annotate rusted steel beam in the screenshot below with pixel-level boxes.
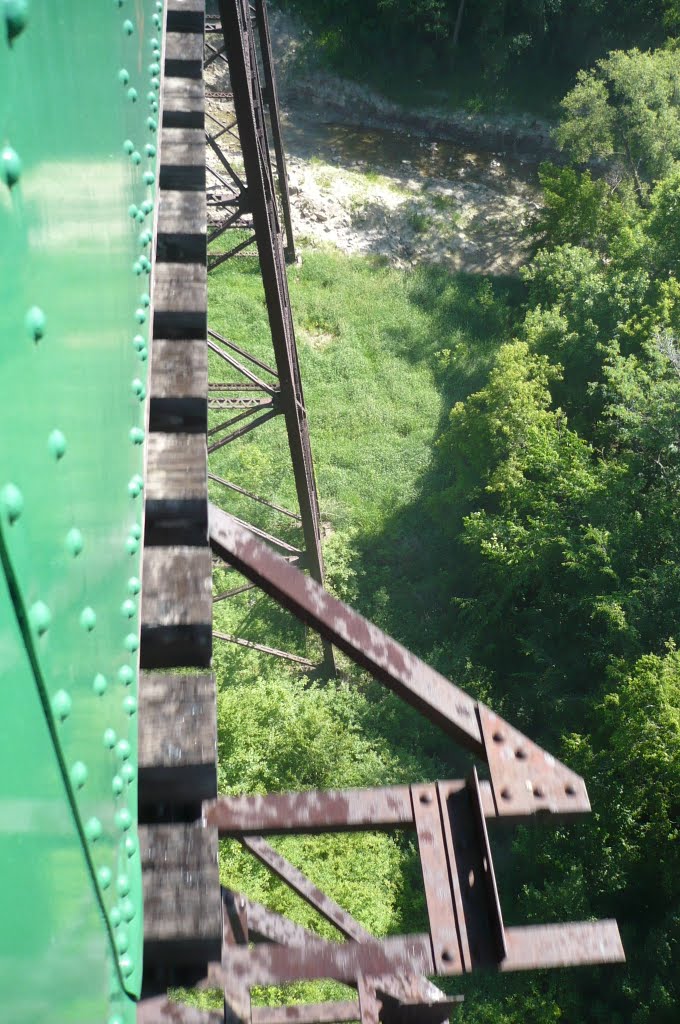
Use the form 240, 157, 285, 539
208, 504, 592, 815
208, 504, 481, 752
137, 998, 223, 1023
215, 0, 328, 608
241, 837, 458, 1014
207, 408, 279, 453
251, 1003, 360, 1024
253, 0, 296, 262
241, 836, 373, 942
208, 328, 279, 380
411, 783, 460, 975
205, 785, 415, 835
215, 934, 435, 987
208, 472, 302, 521
500, 922, 624, 971
213, 581, 258, 602
213, 631, 315, 668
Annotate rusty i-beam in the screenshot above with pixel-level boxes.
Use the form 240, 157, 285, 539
205, 0, 333, 671
197, 504, 625, 1021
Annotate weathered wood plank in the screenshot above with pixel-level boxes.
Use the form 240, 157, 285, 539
157, 189, 206, 263
145, 433, 207, 545
163, 76, 205, 129
166, 0, 205, 35
138, 673, 217, 803
165, 32, 204, 79
160, 127, 205, 191
153, 261, 206, 338
149, 339, 208, 433
141, 547, 212, 667
140, 824, 221, 964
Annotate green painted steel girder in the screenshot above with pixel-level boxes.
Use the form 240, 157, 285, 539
0, 1, 165, 1019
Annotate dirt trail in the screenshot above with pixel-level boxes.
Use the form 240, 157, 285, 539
207, 10, 552, 274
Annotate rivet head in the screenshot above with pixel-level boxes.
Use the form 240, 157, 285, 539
150, 100, 159, 113
129, 523, 142, 540
122, 18, 134, 35
93, 673, 108, 696
151, 77, 160, 91
123, 694, 137, 716
131, 377, 145, 398
129, 426, 144, 445
65, 527, 84, 556
3, 0, 30, 44
25, 305, 46, 341
125, 536, 139, 555
121, 762, 135, 784
70, 761, 88, 789
146, 90, 155, 104
152, 12, 161, 27
127, 576, 141, 595
140, 293, 150, 309
123, 139, 134, 155
115, 808, 132, 832
121, 598, 136, 619
116, 739, 131, 762
123, 632, 138, 653
108, 1016, 123, 1024
131, 150, 142, 166
138, 346, 148, 362
149, 37, 160, 49
135, 209, 145, 223
29, 601, 51, 636
120, 896, 135, 921
147, 116, 157, 132
103, 728, 117, 749
141, 200, 153, 215
118, 954, 134, 977
118, 68, 130, 86
116, 873, 131, 897
85, 816, 103, 843
98, 865, 112, 889
112, 773, 124, 796
127, 477, 142, 498
127, 87, 138, 103
79, 606, 96, 631
118, 665, 134, 686
143, 170, 155, 185
128, 204, 138, 220
134, 308, 146, 324
124, 834, 137, 858
110, 906, 122, 927
132, 334, 145, 352
47, 429, 67, 460
1, 482, 24, 524
115, 929, 129, 955
1, 145, 22, 188
138, 229, 152, 246
144, 145, 155, 159
148, 63, 160, 76
51, 689, 72, 721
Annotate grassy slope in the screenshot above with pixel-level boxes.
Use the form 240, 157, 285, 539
199, 243, 520, 1008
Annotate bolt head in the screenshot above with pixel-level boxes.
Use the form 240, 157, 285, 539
1, 482, 24, 524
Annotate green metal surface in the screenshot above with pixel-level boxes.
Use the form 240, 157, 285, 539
0, 0, 165, 1019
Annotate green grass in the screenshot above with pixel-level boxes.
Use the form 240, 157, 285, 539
205, 243, 522, 1008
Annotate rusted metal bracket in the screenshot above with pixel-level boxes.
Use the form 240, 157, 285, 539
203, 504, 623, 1016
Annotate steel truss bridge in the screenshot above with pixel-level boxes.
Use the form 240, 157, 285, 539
0, 2, 624, 1022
